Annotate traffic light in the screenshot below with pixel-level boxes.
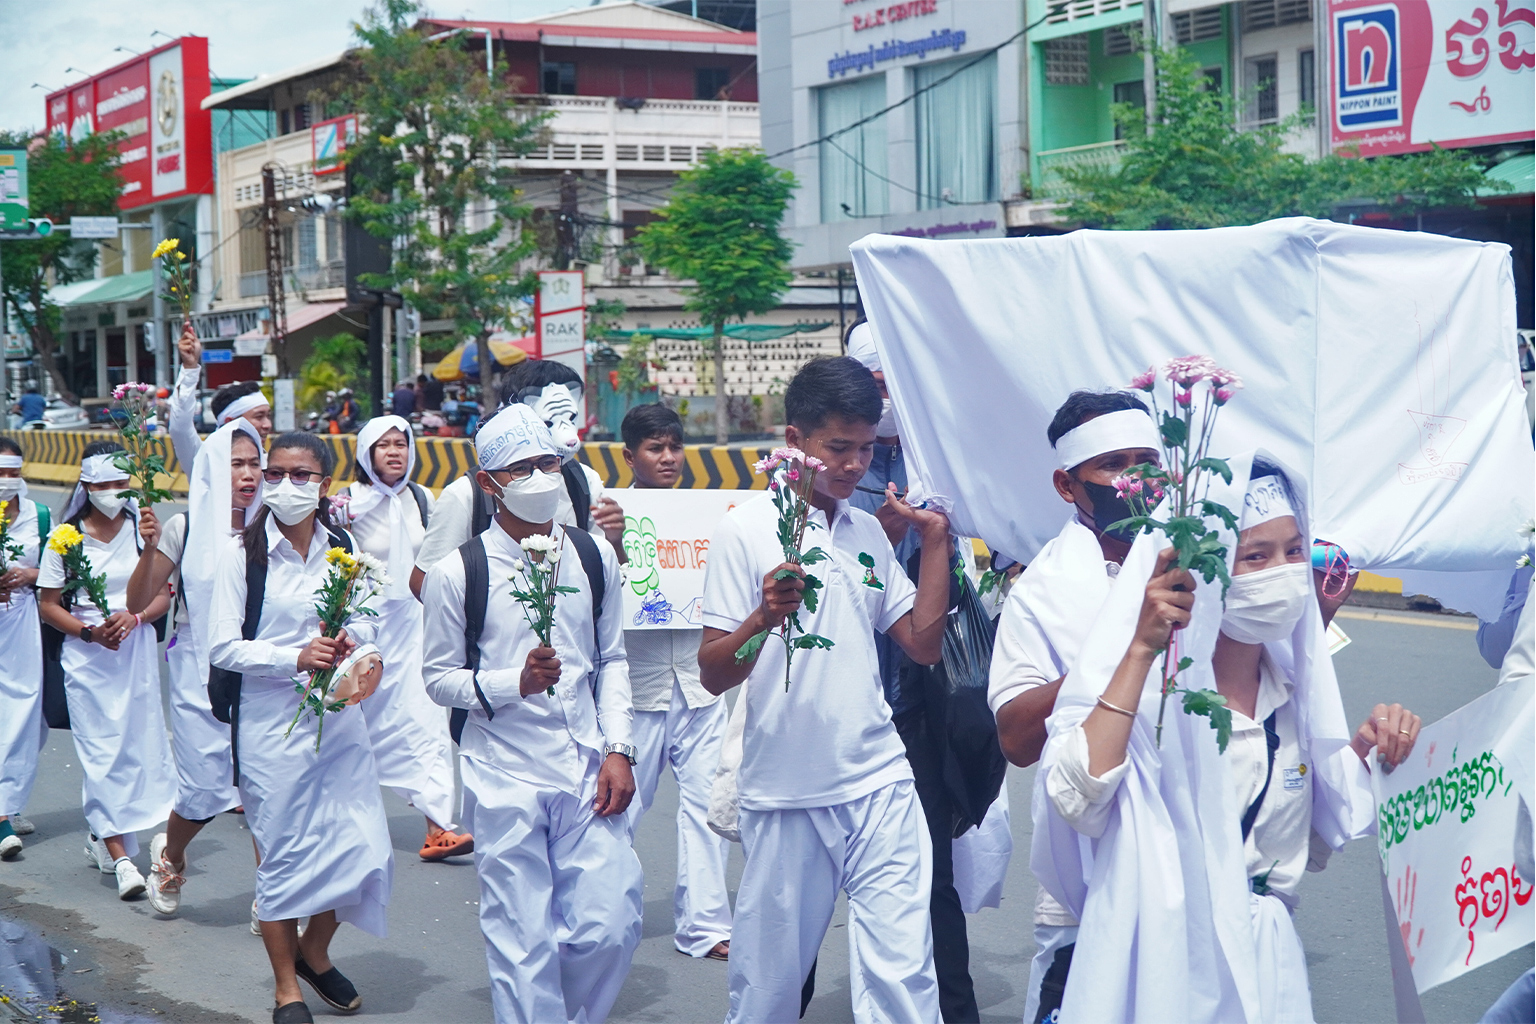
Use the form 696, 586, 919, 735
27, 218, 53, 237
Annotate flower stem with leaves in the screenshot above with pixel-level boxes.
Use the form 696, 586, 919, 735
152, 237, 194, 322
1112, 357, 1245, 752
508, 533, 579, 696
46, 523, 110, 619
287, 547, 387, 749
734, 448, 836, 691
0, 501, 26, 607
109, 382, 173, 508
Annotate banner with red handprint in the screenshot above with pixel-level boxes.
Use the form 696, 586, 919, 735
1371, 676, 1534, 993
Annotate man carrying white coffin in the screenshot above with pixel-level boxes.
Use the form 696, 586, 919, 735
988, 390, 1162, 1024
420, 404, 643, 1024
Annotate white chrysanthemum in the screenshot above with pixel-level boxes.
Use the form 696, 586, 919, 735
547, 544, 562, 563
520, 534, 557, 554
510, 560, 526, 574
356, 552, 388, 577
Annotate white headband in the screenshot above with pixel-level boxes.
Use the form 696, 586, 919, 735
846, 322, 880, 372
475, 403, 559, 470
0, 455, 22, 469
216, 391, 270, 426
79, 452, 130, 483
1240, 476, 1297, 530
1054, 409, 1161, 471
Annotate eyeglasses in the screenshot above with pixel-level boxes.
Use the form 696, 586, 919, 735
495, 455, 562, 481
262, 469, 320, 485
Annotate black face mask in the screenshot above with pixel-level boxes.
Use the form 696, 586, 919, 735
1079, 479, 1140, 544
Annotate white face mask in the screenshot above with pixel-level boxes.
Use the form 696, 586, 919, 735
494, 469, 563, 524
87, 489, 129, 519
0, 477, 24, 502
876, 398, 900, 438
1220, 561, 1312, 645
264, 478, 322, 526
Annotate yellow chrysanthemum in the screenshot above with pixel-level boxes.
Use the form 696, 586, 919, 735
47, 523, 84, 554
175, 250, 187, 260
151, 238, 180, 259
326, 547, 358, 571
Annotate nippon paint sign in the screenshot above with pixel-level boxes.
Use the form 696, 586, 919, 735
44, 37, 213, 209
1329, 0, 1535, 156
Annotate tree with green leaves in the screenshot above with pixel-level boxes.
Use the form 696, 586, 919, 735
637, 148, 796, 443
298, 331, 368, 413
1061, 47, 1495, 229
0, 132, 122, 403
341, 0, 554, 393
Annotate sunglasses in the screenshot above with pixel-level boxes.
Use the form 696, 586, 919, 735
262, 469, 321, 485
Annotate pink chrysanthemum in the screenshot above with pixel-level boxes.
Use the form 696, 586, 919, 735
1163, 355, 1218, 388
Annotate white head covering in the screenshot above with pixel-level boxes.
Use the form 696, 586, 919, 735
846, 322, 880, 372
63, 451, 132, 520
475, 404, 559, 470
1033, 450, 1371, 1022
1053, 409, 1163, 471
215, 389, 270, 426
184, 418, 265, 670
347, 416, 417, 600
1239, 474, 1297, 530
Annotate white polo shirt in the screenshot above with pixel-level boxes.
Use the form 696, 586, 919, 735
700, 491, 916, 811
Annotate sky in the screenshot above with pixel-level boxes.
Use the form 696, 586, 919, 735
0, 0, 588, 133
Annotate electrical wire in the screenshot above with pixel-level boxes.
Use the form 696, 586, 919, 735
768, 1, 1068, 162
822, 136, 958, 207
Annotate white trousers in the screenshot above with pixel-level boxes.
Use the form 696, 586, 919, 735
166, 628, 238, 821
1023, 922, 1077, 1024
462, 755, 644, 1024
727, 779, 940, 1024
629, 686, 733, 956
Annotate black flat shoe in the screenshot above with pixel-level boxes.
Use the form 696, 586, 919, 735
294, 957, 361, 1012
273, 1001, 313, 1024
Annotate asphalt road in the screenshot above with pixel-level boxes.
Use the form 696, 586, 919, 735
1, 486, 1529, 1023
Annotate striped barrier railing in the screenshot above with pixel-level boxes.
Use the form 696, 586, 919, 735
1, 430, 775, 493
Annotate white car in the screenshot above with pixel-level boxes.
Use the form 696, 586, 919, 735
32, 399, 91, 430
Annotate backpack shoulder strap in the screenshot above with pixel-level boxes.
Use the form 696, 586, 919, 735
562, 459, 592, 532
1240, 711, 1281, 842
324, 524, 355, 554
408, 482, 430, 529
35, 501, 49, 540
450, 535, 495, 745
243, 553, 267, 641
563, 523, 605, 642
468, 472, 494, 537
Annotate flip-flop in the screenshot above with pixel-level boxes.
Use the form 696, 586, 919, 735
704, 941, 730, 961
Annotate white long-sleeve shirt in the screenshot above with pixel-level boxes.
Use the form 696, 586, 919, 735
1047, 652, 1329, 904
208, 515, 379, 686
167, 365, 203, 476
420, 519, 632, 794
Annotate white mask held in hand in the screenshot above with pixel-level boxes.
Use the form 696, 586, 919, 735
264, 478, 322, 526
87, 489, 129, 519
1219, 561, 1311, 644
494, 469, 563, 524
876, 398, 901, 438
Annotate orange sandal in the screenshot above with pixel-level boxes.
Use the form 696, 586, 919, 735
419, 830, 475, 861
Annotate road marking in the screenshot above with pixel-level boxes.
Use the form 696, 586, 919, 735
1335, 608, 1477, 631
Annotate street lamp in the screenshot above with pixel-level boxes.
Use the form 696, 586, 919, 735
113, 45, 142, 56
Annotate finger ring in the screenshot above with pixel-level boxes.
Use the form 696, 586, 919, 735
1377, 718, 1389, 723
1398, 729, 1411, 736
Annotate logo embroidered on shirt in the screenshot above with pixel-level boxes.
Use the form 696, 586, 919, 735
1283, 765, 1307, 790
857, 552, 884, 590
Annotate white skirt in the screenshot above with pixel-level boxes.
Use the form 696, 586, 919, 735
166, 626, 239, 821
61, 628, 176, 839
237, 674, 393, 935
0, 591, 46, 815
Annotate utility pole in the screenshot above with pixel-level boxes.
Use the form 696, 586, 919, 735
555, 170, 579, 270
1142, 0, 1158, 131
262, 164, 289, 377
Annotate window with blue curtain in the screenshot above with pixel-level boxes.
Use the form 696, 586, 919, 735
818, 75, 889, 223
913, 54, 997, 209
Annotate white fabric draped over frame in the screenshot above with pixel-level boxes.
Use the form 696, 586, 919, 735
849, 218, 1535, 619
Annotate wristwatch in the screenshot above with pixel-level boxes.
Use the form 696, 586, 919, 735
78, 626, 93, 645
603, 742, 638, 766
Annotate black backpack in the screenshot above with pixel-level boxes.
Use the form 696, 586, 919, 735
208, 522, 355, 781
467, 460, 592, 537
449, 524, 605, 745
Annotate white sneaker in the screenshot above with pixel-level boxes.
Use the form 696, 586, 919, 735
251, 899, 261, 936
84, 834, 113, 874
146, 834, 183, 916
10, 815, 34, 835
115, 859, 146, 900
0, 833, 20, 859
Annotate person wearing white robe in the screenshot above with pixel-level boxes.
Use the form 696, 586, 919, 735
165, 325, 271, 473
986, 392, 1162, 1024
37, 446, 176, 900
1038, 456, 1424, 1024
421, 404, 642, 1024
618, 402, 733, 960
408, 359, 625, 598
0, 442, 48, 858
126, 419, 264, 915
338, 415, 468, 861
698, 357, 954, 1024
209, 432, 391, 1024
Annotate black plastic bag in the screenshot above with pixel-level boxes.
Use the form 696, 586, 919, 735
936, 570, 1006, 837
